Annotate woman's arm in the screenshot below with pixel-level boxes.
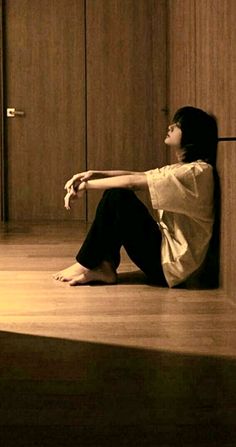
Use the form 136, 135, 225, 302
64, 173, 148, 209
64, 170, 142, 193
84, 173, 147, 191
92, 170, 141, 178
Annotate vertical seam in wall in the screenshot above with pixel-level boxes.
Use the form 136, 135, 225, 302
194, 0, 197, 106
165, 0, 170, 165
151, 0, 154, 168
84, 0, 88, 222
152, 0, 169, 167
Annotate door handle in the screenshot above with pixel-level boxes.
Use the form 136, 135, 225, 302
7, 108, 25, 117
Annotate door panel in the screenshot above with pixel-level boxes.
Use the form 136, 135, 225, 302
86, 0, 167, 221
167, 0, 196, 164
5, 0, 86, 220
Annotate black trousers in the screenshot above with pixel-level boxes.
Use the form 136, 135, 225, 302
76, 188, 167, 285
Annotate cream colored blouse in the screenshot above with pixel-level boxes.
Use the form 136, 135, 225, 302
145, 161, 214, 287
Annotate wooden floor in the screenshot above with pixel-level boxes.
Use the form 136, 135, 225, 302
0, 222, 236, 447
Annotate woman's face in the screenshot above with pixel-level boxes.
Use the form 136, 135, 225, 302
164, 123, 182, 148
164, 123, 184, 161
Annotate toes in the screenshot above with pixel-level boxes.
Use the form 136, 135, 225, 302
53, 272, 60, 279
69, 274, 86, 286
53, 275, 60, 280
69, 279, 81, 286
61, 276, 70, 282
69, 280, 78, 286
53, 273, 67, 281
53, 271, 65, 280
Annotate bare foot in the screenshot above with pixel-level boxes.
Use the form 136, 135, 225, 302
53, 262, 88, 282
69, 261, 117, 286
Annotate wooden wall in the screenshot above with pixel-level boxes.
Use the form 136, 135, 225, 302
196, 0, 236, 137
167, 0, 196, 122
0, 0, 3, 220
86, 0, 167, 220
168, 0, 236, 302
218, 141, 236, 301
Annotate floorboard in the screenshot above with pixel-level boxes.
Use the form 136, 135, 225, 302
0, 222, 235, 446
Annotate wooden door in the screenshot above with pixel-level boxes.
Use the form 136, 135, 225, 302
86, 0, 167, 220
4, 0, 86, 220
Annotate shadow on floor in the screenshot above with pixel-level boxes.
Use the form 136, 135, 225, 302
0, 330, 236, 447
117, 270, 148, 285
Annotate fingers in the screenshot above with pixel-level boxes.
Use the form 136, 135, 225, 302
64, 178, 77, 192
64, 171, 93, 192
64, 172, 89, 210
64, 190, 77, 210
64, 174, 80, 192
64, 191, 72, 210
80, 171, 92, 182
64, 186, 85, 210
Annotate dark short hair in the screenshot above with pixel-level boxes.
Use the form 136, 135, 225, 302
172, 106, 218, 166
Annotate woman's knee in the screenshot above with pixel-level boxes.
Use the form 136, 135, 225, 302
96, 188, 134, 216
103, 188, 135, 199
102, 188, 152, 223
102, 188, 137, 208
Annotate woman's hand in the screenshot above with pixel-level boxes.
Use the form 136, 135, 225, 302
64, 170, 96, 193
64, 181, 86, 210
64, 171, 93, 210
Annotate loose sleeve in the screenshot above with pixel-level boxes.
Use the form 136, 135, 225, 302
145, 164, 213, 219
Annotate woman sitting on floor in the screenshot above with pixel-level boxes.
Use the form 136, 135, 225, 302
54, 106, 219, 288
